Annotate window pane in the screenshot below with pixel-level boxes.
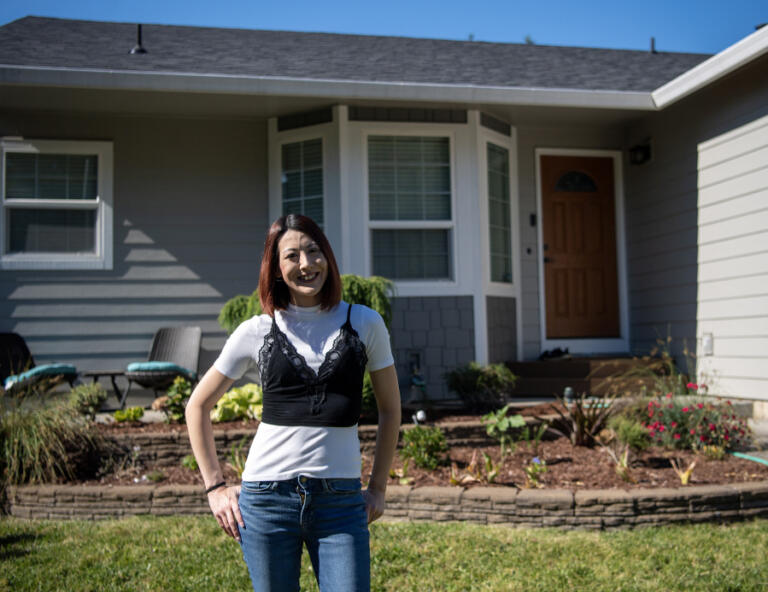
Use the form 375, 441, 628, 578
487, 143, 513, 283
367, 136, 450, 221
371, 229, 450, 280
8, 208, 96, 253
369, 193, 395, 220
555, 171, 597, 192
281, 139, 323, 225
6, 153, 97, 200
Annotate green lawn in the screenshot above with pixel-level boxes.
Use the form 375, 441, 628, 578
2, 516, 768, 591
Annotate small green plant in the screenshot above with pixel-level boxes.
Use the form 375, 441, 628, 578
145, 469, 166, 483
113, 406, 144, 423
181, 454, 198, 471
164, 376, 192, 424
542, 391, 617, 447
445, 362, 517, 412
211, 383, 262, 423
519, 421, 549, 457
607, 415, 650, 451
390, 458, 413, 485
340, 274, 395, 328
600, 442, 636, 483
68, 383, 108, 421
399, 425, 448, 470
523, 457, 547, 488
482, 404, 526, 457
227, 438, 249, 479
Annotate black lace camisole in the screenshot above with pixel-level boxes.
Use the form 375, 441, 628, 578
257, 303, 368, 427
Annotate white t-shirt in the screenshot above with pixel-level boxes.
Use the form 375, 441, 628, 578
214, 301, 394, 481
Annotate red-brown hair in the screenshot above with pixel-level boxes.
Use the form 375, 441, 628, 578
258, 214, 342, 316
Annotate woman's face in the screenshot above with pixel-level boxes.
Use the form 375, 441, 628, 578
276, 229, 328, 307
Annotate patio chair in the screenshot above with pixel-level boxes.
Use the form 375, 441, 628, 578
0, 332, 78, 393
121, 326, 202, 407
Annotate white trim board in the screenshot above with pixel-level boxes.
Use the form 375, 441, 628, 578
534, 148, 630, 355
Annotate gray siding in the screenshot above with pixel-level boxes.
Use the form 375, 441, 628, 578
516, 125, 625, 359
624, 55, 768, 395
486, 296, 517, 363
390, 296, 474, 402
0, 110, 269, 375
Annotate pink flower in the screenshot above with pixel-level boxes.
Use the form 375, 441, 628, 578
724, 434, 730, 441
709, 423, 716, 431
697, 403, 704, 409
690, 429, 696, 435
682, 407, 690, 413
667, 403, 673, 409
674, 434, 681, 440
659, 425, 665, 432
700, 435, 707, 442
666, 392, 673, 399
649, 429, 655, 437
671, 422, 678, 428
687, 382, 698, 390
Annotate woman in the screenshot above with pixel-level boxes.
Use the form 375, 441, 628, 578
186, 214, 401, 592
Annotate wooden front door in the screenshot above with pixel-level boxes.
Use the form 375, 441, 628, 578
540, 155, 620, 338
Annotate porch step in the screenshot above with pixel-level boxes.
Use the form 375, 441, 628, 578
507, 357, 660, 398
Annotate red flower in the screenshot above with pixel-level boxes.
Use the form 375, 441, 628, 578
667, 403, 673, 409
674, 434, 681, 440
709, 423, 716, 431
682, 407, 690, 412
690, 429, 695, 435
666, 392, 673, 399
724, 434, 730, 441
697, 403, 704, 409
648, 410, 654, 418
659, 425, 665, 432
671, 421, 678, 428
700, 435, 707, 442
687, 382, 698, 390
649, 429, 656, 437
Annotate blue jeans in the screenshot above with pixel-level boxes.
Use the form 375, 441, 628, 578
238, 476, 370, 592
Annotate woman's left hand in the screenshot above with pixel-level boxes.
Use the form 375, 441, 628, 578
363, 487, 386, 523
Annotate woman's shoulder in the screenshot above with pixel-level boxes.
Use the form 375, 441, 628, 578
345, 301, 386, 329
232, 313, 273, 338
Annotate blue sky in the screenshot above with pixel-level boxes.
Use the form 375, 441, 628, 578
0, 0, 765, 54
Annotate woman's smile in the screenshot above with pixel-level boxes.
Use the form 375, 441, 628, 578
277, 229, 328, 307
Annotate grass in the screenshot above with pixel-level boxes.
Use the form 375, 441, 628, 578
2, 516, 768, 591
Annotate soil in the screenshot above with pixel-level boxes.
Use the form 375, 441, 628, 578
86, 402, 768, 491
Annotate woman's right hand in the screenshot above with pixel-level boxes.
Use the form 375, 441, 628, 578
207, 485, 244, 541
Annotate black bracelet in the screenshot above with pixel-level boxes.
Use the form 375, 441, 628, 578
205, 481, 226, 494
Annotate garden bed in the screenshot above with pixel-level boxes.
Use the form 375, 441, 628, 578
83, 402, 768, 491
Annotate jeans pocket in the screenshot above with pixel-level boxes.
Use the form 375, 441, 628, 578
240, 481, 276, 494
325, 478, 362, 494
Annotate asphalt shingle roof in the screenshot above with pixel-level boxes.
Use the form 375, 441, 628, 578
0, 16, 711, 92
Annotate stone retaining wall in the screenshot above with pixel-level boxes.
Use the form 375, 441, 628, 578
9, 481, 768, 530
106, 422, 497, 467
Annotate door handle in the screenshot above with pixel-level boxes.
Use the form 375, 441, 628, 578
544, 257, 553, 263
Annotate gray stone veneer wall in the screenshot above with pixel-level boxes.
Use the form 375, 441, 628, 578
389, 296, 475, 403
486, 296, 517, 364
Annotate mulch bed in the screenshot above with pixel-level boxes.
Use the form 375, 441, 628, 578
85, 402, 768, 491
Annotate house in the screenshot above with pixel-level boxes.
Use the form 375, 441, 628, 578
0, 16, 766, 410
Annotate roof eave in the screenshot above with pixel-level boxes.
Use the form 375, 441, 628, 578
0, 64, 656, 111
652, 25, 768, 109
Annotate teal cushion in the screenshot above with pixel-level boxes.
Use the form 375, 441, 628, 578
126, 361, 196, 381
4, 363, 78, 390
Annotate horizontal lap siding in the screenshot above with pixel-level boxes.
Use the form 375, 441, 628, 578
626, 55, 768, 400
0, 111, 268, 375
697, 111, 768, 400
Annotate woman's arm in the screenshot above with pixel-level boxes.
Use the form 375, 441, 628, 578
185, 367, 242, 540
364, 364, 401, 523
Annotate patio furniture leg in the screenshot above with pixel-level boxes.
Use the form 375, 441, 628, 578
118, 380, 133, 410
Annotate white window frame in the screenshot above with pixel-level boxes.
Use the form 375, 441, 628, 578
363, 128, 458, 285
0, 138, 113, 270
268, 121, 333, 230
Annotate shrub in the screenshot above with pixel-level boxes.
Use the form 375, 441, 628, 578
218, 289, 262, 335
1, 394, 102, 487
164, 376, 192, 424
361, 372, 377, 419
340, 275, 394, 328
645, 394, 750, 452
444, 362, 517, 412
68, 383, 108, 421
211, 383, 263, 423
399, 425, 448, 470
114, 406, 144, 423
